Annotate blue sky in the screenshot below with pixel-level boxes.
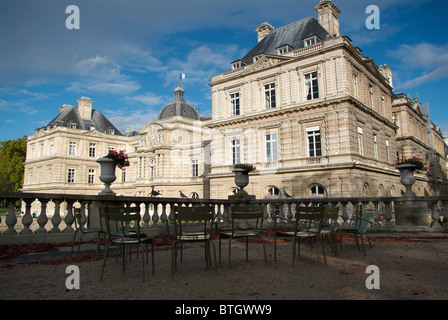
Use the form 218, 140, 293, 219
1, 0, 447, 141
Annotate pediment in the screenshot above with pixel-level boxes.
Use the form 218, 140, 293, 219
242, 55, 293, 75
140, 122, 165, 134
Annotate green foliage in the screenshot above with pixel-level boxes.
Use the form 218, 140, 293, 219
0, 136, 27, 192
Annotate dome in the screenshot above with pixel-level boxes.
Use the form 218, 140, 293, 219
157, 86, 200, 121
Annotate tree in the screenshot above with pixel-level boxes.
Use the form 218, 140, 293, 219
0, 136, 27, 192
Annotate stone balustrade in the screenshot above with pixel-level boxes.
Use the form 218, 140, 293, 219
0, 191, 447, 244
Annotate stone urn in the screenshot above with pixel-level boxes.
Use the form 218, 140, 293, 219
232, 168, 250, 194
97, 157, 116, 195
396, 164, 417, 197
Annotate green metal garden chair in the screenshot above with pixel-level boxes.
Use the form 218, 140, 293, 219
171, 206, 217, 275
218, 205, 267, 266
70, 207, 105, 259
99, 206, 154, 282
274, 206, 325, 264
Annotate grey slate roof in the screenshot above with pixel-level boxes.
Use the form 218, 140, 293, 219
41, 106, 122, 136
241, 17, 331, 66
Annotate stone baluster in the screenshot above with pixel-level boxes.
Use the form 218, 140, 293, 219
372, 201, 381, 227
443, 200, 448, 225
340, 202, 349, 227
142, 203, 151, 228
286, 202, 293, 220
20, 198, 34, 234
4, 198, 18, 235
64, 201, 75, 232
152, 203, 160, 224
35, 199, 49, 234
160, 203, 168, 223
430, 200, 439, 224
383, 200, 393, 226
51, 200, 62, 233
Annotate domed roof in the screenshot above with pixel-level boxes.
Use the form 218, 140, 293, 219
158, 86, 200, 121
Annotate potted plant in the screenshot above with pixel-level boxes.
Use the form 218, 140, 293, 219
395, 156, 427, 197
97, 150, 130, 195
232, 163, 255, 194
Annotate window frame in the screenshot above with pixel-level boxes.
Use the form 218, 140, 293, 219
306, 126, 322, 158
266, 132, 278, 162
231, 139, 241, 165
264, 82, 276, 109
305, 71, 319, 100
230, 92, 240, 116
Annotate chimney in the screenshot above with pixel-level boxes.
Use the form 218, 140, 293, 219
379, 64, 393, 88
255, 22, 274, 43
77, 96, 93, 120
315, 1, 341, 37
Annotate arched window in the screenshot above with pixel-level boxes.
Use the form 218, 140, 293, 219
266, 186, 280, 198
190, 192, 199, 199
309, 184, 325, 197
149, 159, 156, 179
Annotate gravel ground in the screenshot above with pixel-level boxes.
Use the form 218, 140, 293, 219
1, 237, 448, 301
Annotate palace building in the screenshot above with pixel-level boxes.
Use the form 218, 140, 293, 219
22, 1, 447, 199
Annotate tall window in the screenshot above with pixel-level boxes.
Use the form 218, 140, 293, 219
48, 167, 52, 183
305, 71, 319, 100
192, 159, 199, 177
231, 139, 240, 165
69, 141, 77, 155
264, 83, 276, 109
373, 134, 378, 159
353, 74, 359, 98
149, 159, 156, 179
357, 127, 364, 156
307, 126, 322, 157
122, 168, 126, 183
230, 92, 240, 116
67, 168, 75, 183
88, 169, 95, 184
266, 133, 278, 162
89, 143, 96, 157
369, 85, 374, 108
385, 140, 390, 163
49, 141, 54, 155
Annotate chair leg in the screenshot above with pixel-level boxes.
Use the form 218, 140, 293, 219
70, 231, 78, 257
141, 243, 145, 282
320, 236, 327, 265
99, 243, 110, 282
274, 234, 278, 263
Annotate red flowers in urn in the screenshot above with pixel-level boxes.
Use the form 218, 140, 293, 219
105, 150, 130, 169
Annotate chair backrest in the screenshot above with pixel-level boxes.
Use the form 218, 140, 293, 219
173, 206, 215, 238
295, 206, 325, 233
358, 209, 376, 234
230, 205, 265, 232
103, 209, 142, 240
73, 208, 85, 232
323, 206, 340, 229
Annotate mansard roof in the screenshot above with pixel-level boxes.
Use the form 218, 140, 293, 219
241, 17, 331, 65
41, 105, 122, 135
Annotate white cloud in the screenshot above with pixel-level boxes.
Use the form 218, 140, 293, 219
67, 55, 140, 95
388, 43, 448, 89
123, 92, 168, 107
107, 109, 160, 133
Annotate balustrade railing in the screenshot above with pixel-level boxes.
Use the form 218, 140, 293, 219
1, 192, 447, 244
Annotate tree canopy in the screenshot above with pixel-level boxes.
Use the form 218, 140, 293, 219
0, 136, 27, 192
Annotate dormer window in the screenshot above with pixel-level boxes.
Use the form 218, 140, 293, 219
304, 36, 317, 47
69, 123, 77, 129
108, 129, 115, 135
253, 54, 263, 63
277, 44, 292, 55
231, 59, 246, 70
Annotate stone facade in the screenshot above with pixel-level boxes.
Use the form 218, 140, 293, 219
22, 1, 447, 200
